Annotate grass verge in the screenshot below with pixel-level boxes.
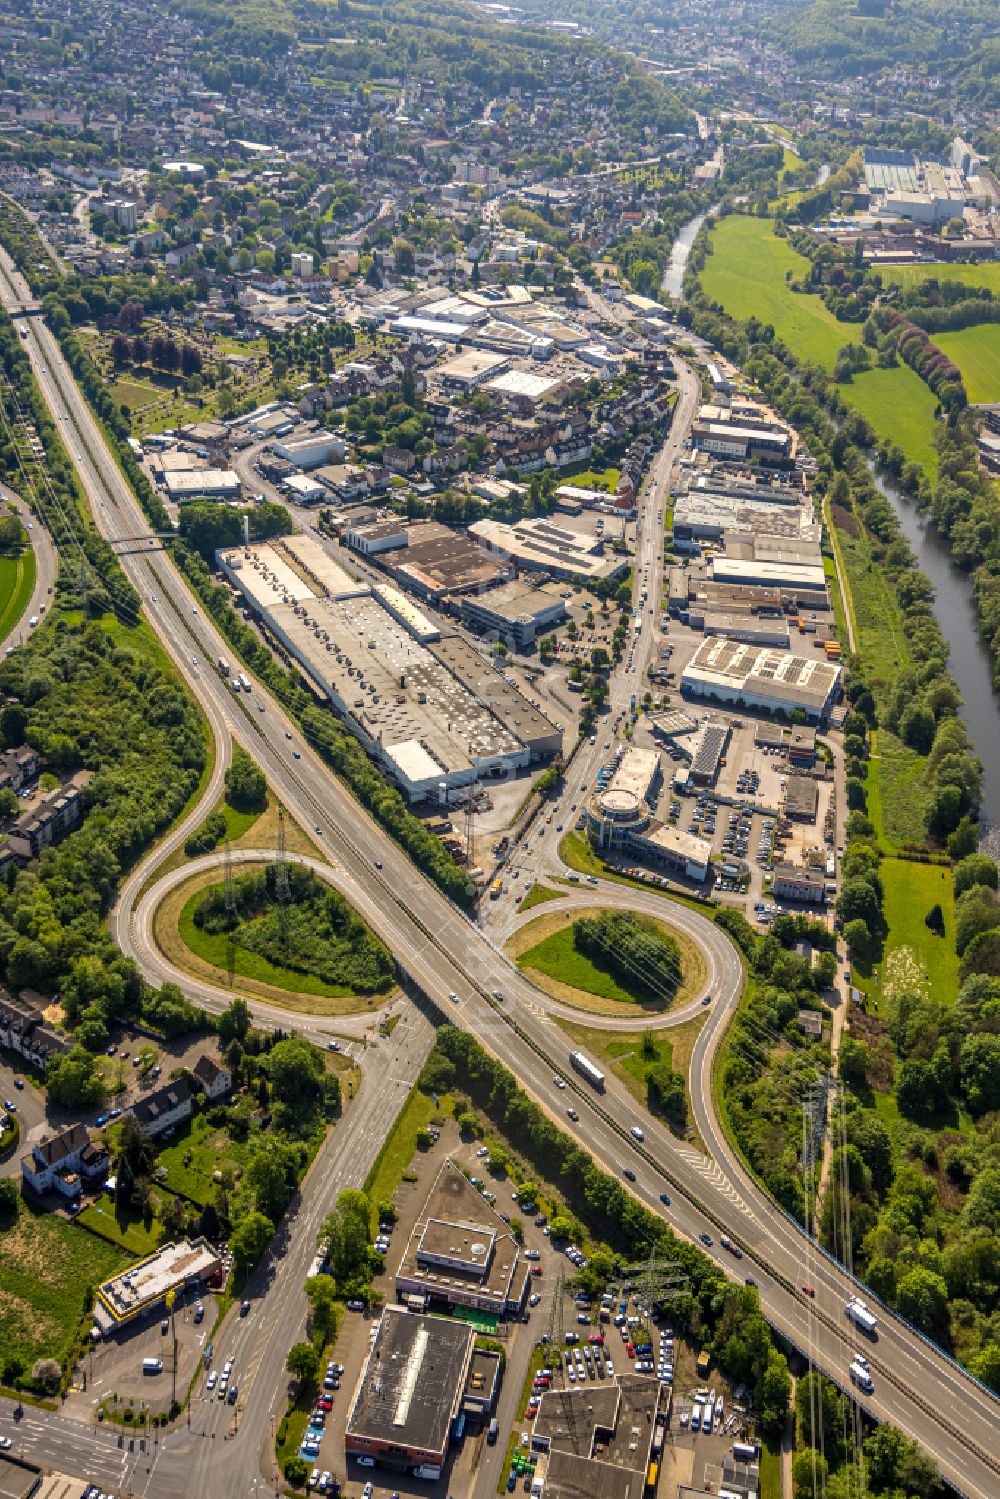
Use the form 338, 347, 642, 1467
555, 1014, 708, 1151
363, 1084, 447, 1233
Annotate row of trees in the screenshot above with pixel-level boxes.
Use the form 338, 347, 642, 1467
110, 333, 203, 378
572, 910, 682, 1007
878, 311, 967, 413
715, 906, 835, 1220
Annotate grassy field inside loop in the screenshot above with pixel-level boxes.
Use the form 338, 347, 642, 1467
178, 879, 355, 997
0, 547, 36, 641
509, 906, 705, 1017
152, 865, 393, 1016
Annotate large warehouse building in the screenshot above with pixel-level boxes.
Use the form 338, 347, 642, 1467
345, 1306, 474, 1480
218, 537, 560, 799
681, 636, 842, 722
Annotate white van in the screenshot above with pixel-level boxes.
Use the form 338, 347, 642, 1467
142, 1358, 163, 1375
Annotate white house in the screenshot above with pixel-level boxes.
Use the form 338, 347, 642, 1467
126, 1077, 193, 1138
21, 1123, 109, 1199
193, 1055, 232, 1101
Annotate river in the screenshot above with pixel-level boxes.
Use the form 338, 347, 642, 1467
661, 214, 706, 299
869, 464, 1000, 830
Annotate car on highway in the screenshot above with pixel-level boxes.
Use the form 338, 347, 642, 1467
206, 1371, 217, 1390
630, 1125, 644, 1141
292, 750, 301, 758
659, 1192, 670, 1206
802, 1284, 815, 1297
0, 1437, 11, 1451
448, 991, 458, 1003
240, 1299, 251, 1316
13, 1077, 23, 1090
566, 1107, 578, 1121
699, 1232, 713, 1247
553, 1076, 566, 1089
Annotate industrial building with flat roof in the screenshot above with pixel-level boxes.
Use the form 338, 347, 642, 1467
681, 637, 842, 722
692, 421, 791, 464
459, 579, 566, 648
162, 467, 241, 500
396, 1159, 530, 1319
531, 1375, 663, 1499
344, 1306, 474, 1478
272, 433, 346, 469
384, 521, 511, 601
709, 554, 826, 597
673, 491, 820, 548
470, 517, 630, 584
218, 539, 559, 799
94, 1238, 221, 1334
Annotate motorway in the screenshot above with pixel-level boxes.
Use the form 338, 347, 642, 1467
1, 244, 998, 1498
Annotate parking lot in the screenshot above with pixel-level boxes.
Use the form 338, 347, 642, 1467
70, 1290, 219, 1420
300, 1114, 624, 1497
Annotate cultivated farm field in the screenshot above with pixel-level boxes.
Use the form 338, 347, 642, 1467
699, 216, 942, 476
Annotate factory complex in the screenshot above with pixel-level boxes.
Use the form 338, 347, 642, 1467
680, 636, 841, 723
218, 536, 561, 800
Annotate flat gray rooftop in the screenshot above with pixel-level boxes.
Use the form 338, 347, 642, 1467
346, 1308, 472, 1453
